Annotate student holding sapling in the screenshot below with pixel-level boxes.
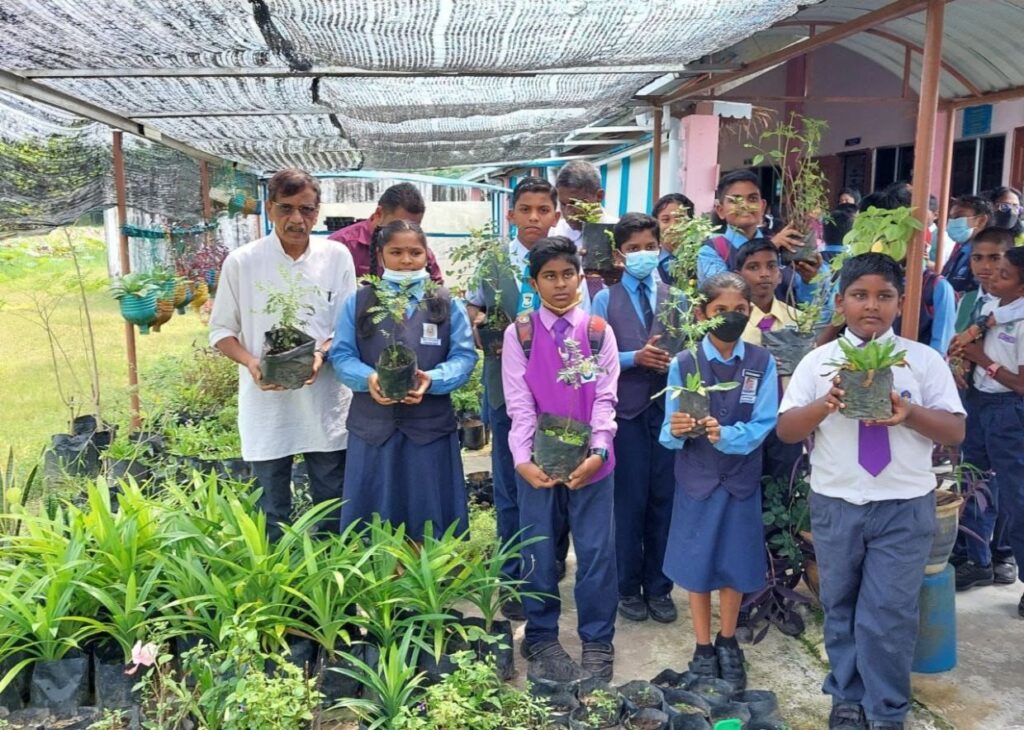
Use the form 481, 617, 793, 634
210, 168, 355, 540
947, 247, 1024, 608
658, 272, 779, 692
777, 253, 965, 730
592, 213, 682, 625
330, 220, 477, 542
653, 193, 696, 285
501, 236, 620, 684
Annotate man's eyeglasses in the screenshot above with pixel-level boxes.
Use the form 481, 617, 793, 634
271, 202, 319, 218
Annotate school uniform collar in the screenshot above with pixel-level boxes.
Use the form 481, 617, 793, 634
702, 335, 746, 364
382, 277, 429, 301
724, 226, 762, 248
659, 249, 673, 262
823, 243, 845, 253
538, 303, 586, 333
842, 328, 897, 347
750, 298, 790, 326
621, 270, 657, 294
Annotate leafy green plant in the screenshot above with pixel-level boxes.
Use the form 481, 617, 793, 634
542, 337, 607, 446
365, 275, 437, 368
843, 205, 924, 263
826, 337, 908, 380
654, 370, 740, 400
761, 473, 811, 571
257, 267, 319, 353
451, 358, 483, 414
450, 224, 517, 334
109, 272, 158, 300
570, 199, 606, 226
0, 447, 37, 536
664, 213, 720, 293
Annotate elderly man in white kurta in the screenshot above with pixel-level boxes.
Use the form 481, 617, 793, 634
209, 168, 356, 539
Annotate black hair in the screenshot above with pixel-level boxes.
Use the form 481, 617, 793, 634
652, 193, 695, 219
613, 212, 660, 248
735, 238, 777, 269
1003, 247, 1024, 282
824, 207, 856, 244
699, 271, 751, 306
555, 161, 602, 194
378, 182, 426, 215
512, 176, 557, 206
859, 191, 899, 212
952, 194, 993, 218
884, 181, 912, 208
986, 186, 1022, 205
839, 187, 862, 205
528, 236, 580, 279
838, 252, 905, 295
267, 168, 321, 204
836, 202, 860, 217
715, 169, 760, 201
929, 194, 939, 212
973, 226, 1016, 250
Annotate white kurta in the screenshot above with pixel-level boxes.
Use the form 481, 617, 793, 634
209, 232, 356, 461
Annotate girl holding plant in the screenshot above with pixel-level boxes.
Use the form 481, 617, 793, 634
658, 272, 779, 691
330, 220, 477, 541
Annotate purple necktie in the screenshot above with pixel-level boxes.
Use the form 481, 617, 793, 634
757, 315, 776, 333
856, 341, 892, 477
553, 317, 571, 350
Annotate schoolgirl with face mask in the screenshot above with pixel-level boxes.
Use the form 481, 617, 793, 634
658, 271, 779, 692
330, 220, 478, 541
942, 195, 993, 294
987, 186, 1024, 244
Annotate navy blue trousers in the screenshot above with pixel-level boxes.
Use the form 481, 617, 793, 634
250, 450, 346, 541
613, 406, 675, 598
810, 492, 935, 724
959, 390, 1024, 574
517, 473, 617, 645
491, 405, 570, 580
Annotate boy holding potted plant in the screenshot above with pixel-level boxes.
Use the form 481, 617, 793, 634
501, 236, 620, 684
653, 193, 696, 285
777, 253, 965, 730
658, 272, 778, 692
330, 220, 477, 542
948, 246, 1024, 606
591, 213, 679, 625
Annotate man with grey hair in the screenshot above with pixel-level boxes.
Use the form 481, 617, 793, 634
550, 160, 618, 245
210, 168, 356, 539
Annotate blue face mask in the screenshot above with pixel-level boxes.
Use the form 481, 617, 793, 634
624, 250, 659, 280
946, 217, 974, 244
382, 268, 429, 285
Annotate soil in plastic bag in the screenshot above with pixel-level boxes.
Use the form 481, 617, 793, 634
781, 229, 820, 265
93, 646, 139, 709
618, 680, 664, 712
376, 344, 418, 400
533, 413, 592, 482
570, 687, 623, 729
0, 652, 30, 710
762, 328, 817, 376
29, 652, 88, 712
581, 223, 616, 273
44, 433, 100, 480
259, 327, 316, 390
674, 389, 709, 439
656, 333, 687, 364
838, 367, 894, 421
459, 418, 487, 450
462, 616, 514, 681
625, 707, 671, 729
478, 323, 507, 357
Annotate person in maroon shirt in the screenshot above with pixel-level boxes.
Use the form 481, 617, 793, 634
327, 182, 444, 284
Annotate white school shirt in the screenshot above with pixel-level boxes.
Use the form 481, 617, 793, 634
973, 296, 1024, 393
779, 329, 964, 505
549, 210, 618, 247
208, 232, 356, 461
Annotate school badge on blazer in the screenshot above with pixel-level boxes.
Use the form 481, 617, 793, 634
739, 369, 763, 405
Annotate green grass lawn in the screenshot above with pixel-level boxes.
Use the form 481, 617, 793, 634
0, 227, 209, 467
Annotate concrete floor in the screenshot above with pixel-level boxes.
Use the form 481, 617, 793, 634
464, 448, 1024, 729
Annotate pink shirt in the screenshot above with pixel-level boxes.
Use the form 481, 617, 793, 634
327, 218, 444, 284
501, 306, 620, 467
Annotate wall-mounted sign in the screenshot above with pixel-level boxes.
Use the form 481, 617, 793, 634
845, 137, 862, 147
962, 105, 993, 137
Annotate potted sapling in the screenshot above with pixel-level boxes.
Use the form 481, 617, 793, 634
746, 114, 831, 265
451, 225, 517, 356
365, 275, 437, 400
533, 337, 607, 482
761, 293, 824, 377
826, 337, 909, 420
256, 267, 319, 390
570, 685, 624, 729
110, 272, 158, 334
573, 199, 616, 274
657, 214, 719, 360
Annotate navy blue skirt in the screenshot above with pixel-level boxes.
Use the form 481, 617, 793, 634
662, 486, 766, 594
341, 430, 468, 542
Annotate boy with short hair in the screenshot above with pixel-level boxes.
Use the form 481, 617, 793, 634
503, 236, 620, 683
592, 213, 678, 624
736, 239, 799, 347
778, 253, 965, 730
652, 193, 696, 285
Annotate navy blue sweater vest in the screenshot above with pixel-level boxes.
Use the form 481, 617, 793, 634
606, 281, 670, 420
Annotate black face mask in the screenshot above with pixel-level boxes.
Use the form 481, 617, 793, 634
993, 209, 1020, 231
711, 311, 749, 343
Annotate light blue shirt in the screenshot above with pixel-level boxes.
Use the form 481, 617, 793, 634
329, 281, 478, 395
658, 337, 778, 455
592, 270, 665, 370
929, 275, 956, 355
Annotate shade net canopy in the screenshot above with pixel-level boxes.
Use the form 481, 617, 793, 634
0, 0, 811, 175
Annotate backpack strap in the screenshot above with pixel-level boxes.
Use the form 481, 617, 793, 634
587, 315, 607, 354
515, 312, 607, 359
922, 270, 940, 316
712, 236, 732, 263
515, 313, 534, 359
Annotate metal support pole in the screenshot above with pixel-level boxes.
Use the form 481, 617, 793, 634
113, 131, 141, 429
904, 0, 945, 341
652, 107, 663, 207
936, 110, 956, 269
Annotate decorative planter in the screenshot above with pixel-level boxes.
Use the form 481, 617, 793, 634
205, 269, 220, 294
190, 281, 209, 310
175, 281, 194, 314
151, 298, 175, 332
533, 413, 591, 482
837, 367, 894, 421
376, 344, 418, 400
118, 292, 158, 334
927, 491, 964, 574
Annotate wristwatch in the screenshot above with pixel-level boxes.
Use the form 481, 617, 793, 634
985, 362, 1002, 378
588, 448, 609, 463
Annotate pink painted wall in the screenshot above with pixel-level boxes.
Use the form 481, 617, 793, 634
680, 114, 721, 214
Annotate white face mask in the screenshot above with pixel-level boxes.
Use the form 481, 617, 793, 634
382, 268, 429, 284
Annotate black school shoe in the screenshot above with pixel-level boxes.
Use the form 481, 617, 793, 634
867, 722, 904, 730
646, 594, 678, 624
993, 557, 1018, 585
955, 560, 994, 591
714, 636, 747, 691
522, 640, 588, 684
618, 595, 648, 622
581, 641, 615, 683
501, 592, 526, 621
829, 703, 866, 729
688, 648, 719, 680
